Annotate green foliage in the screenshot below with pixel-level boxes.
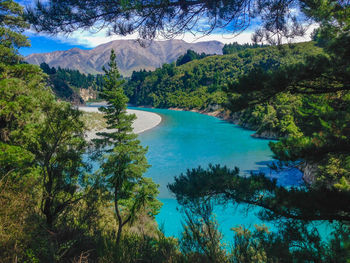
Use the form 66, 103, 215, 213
0, 3, 53, 260
225, 0, 350, 164
125, 42, 321, 111
1, 3, 105, 261
230, 225, 269, 263
1, 4, 173, 260
223, 0, 350, 200
179, 202, 227, 263
94, 49, 162, 245
171, 163, 350, 221
26, 0, 311, 44
0, 0, 29, 65
39, 62, 104, 102
28, 101, 89, 229
99, 230, 180, 262
169, 165, 350, 261
167, 2, 350, 259
236, 92, 303, 137
230, 221, 350, 262
222, 42, 267, 55
3, 0, 350, 261
176, 49, 209, 66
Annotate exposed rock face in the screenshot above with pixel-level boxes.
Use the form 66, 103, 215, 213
251, 130, 279, 140
301, 162, 319, 185
79, 87, 97, 102
25, 39, 224, 76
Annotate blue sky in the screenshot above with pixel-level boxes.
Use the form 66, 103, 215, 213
17, 0, 314, 56
20, 28, 259, 57
17, 0, 261, 56
17, 0, 89, 55
20, 34, 90, 56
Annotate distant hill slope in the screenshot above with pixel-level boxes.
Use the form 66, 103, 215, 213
125, 41, 323, 109
25, 39, 224, 76
124, 41, 324, 138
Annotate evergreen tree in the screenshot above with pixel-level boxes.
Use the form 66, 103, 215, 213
95, 50, 161, 245
176, 50, 208, 66
0, 0, 30, 65
222, 42, 266, 54
26, 0, 308, 43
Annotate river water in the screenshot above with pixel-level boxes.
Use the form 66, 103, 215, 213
132, 107, 303, 241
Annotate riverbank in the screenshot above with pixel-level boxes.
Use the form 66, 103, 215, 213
167, 107, 279, 140
79, 106, 162, 140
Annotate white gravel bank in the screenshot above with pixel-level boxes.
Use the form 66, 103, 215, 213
79, 106, 161, 140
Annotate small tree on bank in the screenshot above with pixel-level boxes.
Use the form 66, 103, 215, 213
95, 50, 161, 245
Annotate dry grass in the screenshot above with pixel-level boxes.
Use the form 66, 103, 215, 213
80, 112, 107, 131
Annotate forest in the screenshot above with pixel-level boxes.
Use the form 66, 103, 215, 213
124, 42, 323, 138
1, 0, 350, 262
39, 62, 104, 103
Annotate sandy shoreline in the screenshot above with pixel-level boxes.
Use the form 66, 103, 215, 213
79, 106, 162, 140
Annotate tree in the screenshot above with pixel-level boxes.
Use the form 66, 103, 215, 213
176, 50, 208, 66
0, 0, 54, 231
27, 102, 89, 230
168, 165, 350, 260
167, 0, 350, 228
1, 1, 97, 259
124, 41, 321, 110
222, 42, 266, 54
168, 164, 350, 221
12, 0, 350, 259
0, 0, 30, 65
223, 0, 350, 191
179, 200, 227, 263
26, 0, 309, 43
94, 50, 161, 245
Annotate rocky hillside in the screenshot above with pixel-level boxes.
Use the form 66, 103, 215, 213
25, 39, 224, 76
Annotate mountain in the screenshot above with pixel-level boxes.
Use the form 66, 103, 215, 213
25, 39, 224, 76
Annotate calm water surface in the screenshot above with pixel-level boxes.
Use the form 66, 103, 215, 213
132, 107, 303, 241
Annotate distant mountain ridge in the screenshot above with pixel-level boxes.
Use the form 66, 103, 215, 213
25, 39, 224, 76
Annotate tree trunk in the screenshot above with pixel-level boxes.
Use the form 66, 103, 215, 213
116, 220, 123, 245
115, 187, 123, 245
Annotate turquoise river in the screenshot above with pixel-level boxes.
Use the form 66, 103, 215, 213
130, 107, 303, 242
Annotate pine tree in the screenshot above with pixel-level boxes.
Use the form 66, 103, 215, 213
95, 50, 161, 245
0, 0, 30, 65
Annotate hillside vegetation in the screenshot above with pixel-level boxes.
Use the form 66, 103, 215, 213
125, 42, 323, 137
3, 0, 350, 261
40, 62, 104, 103
126, 42, 322, 109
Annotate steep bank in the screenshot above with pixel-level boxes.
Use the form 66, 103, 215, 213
167, 107, 280, 140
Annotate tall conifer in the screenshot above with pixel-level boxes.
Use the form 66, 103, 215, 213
95, 50, 161, 245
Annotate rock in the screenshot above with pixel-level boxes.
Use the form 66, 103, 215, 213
251, 130, 279, 140
301, 162, 319, 185
80, 87, 97, 102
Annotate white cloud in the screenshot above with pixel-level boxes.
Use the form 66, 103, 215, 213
58, 30, 139, 48
180, 31, 256, 44
21, 0, 317, 49
39, 29, 257, 48
27, 23, 318, 49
